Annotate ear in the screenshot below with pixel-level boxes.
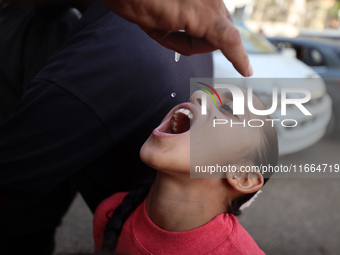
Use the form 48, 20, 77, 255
226, 170, 264, 194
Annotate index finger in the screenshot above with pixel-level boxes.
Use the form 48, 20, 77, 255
205, 17, 253, 77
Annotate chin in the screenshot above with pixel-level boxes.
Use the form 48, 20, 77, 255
140, 137, 164, 170
140, 137, 190, 174
140, 137, 153, 166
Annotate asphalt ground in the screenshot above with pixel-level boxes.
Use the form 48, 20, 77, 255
54, 136, 340, 255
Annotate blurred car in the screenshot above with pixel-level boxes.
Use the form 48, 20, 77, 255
213, 21, 332, 156
267, 36, 340, 136
299, 28, 340, 41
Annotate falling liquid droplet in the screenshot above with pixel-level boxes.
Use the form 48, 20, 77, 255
171, 92, 176, 97
175, 52, 181, 62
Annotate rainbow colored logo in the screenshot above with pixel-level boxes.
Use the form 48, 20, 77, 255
196, 82, 222, 106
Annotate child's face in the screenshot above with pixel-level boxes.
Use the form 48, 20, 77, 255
140, 88, 264, 174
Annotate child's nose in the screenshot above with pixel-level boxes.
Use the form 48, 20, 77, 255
190, 90, 216, 107
190, 90, 205, 106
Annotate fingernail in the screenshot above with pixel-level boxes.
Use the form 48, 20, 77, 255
247, 64, 253, 77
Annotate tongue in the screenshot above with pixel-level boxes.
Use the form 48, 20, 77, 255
171, 113, 191, 134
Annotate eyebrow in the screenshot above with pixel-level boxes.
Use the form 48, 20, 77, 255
223, 91, 233, 102
223, 90, 252, 120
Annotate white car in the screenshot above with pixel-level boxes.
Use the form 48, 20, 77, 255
213, 22, 332, 156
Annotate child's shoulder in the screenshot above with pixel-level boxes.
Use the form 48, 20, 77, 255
225, 214, 265, 255
93, 192, 129, 251
95, 192, 129, 218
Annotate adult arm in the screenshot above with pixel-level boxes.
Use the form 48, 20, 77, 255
0, 79, 112, 198
102, 0, 252, 77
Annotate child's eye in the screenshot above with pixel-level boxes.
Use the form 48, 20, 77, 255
221, 104, 233, 114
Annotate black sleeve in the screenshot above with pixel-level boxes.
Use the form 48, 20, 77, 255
0, 4, 79, 122
0, 79, 112, 198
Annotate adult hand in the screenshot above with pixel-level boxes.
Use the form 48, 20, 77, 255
102, 0, 253, 77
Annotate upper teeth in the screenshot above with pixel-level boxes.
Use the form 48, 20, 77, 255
175, 108, 193, 119
170, 108, 192, 134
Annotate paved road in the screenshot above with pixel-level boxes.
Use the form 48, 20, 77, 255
54, 137, 340, 255
240, 136, 340, 255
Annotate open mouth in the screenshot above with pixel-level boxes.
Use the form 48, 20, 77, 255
156, 106, 193, 135
170, 108, 193, 134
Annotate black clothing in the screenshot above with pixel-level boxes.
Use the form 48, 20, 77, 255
0, 3, 79, 123
0, 0, 213, 210
0, 0, 212, 254
0, 3, 79, 254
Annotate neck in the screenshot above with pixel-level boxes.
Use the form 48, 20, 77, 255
145, 172, 230, 232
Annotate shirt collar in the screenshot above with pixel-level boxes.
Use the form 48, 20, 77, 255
131, 199, 236, 254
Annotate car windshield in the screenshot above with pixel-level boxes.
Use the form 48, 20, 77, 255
236, 24, 277, 54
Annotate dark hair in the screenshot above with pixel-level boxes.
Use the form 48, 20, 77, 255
101, 111, 279, 253
101, 181, 153, 253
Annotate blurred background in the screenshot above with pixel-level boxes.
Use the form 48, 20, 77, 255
226, 0, 340, 36
53, 1, 340, 254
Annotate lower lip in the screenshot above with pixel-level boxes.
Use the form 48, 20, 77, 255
152, 120, 191, 138
152, 119, 178, 138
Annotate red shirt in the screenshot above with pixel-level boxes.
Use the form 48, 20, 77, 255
94, 192, 265, 255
